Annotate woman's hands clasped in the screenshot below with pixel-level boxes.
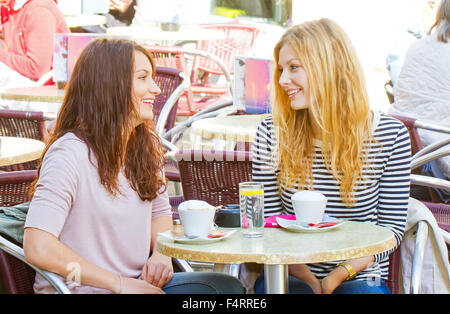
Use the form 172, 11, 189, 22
118, 252, 173, 294
141, 252, 174, 288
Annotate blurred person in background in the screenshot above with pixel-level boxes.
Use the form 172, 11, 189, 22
389, 0, 450, 202
0, 0, 69, 93
73, 0, 136, 33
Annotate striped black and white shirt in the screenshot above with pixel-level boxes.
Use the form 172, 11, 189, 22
252, 112, 411, 281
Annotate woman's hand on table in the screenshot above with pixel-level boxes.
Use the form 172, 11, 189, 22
141, 251, 174, 288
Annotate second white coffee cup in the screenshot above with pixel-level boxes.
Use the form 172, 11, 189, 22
178, 200, 216, 238
291, 191, 327, 224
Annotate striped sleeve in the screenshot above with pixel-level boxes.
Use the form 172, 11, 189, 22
373, 120, 411, 263
251, 116, 283, 216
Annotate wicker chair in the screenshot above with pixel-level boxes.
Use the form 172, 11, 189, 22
153, 66, 184, 135
0, 170, 36, 207
0, 170, 70, 294
176, 150, 252, 206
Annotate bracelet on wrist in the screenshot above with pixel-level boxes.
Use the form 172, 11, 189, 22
118, 275, 123, 294
336, 262, 357, 281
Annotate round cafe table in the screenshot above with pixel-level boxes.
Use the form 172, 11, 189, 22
65, 14, 107, 28
190, 114, 269, 150
0, 136, 45, 167
1, 86, 63, 116
157, 222, 396, 294
1, 85, 64, 103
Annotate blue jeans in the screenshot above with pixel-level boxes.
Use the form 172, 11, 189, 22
163, 272, 245, 294
254, 272, 390, 294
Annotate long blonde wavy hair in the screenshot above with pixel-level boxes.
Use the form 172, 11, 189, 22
272, 18, 373, 206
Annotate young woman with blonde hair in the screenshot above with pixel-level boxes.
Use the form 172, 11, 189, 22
252, 18, 411, 294
23, 38, 244, 294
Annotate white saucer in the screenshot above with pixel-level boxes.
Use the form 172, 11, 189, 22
275, 216, 344, 233
158, 230, 237, 244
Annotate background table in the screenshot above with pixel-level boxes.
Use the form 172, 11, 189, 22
1, 86, 64, 103
157, 222, 396, 293
65, 14, 107, 28
1, 86, 63, 116
106, 25, 227, 43
0, 137, 45, 167
190, 114, 269, 150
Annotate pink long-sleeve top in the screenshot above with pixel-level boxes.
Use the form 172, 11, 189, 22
0, 0, 69, 80
25, 133, 173, 293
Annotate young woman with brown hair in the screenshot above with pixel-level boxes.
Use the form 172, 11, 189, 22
23, 38, 244, 294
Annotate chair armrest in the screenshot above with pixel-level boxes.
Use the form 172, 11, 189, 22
415, 120, 450, 134
0, 235, 71, 294
172, 258, 194, 272
413, 138, 450, 162
412, 145, 450, 170
410, 221, 428, 294
162, 97, 233, 142
410, 174, 450, 190
161, 138, 178, 153
36, 70, 54, 86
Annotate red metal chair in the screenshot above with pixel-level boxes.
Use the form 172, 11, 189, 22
146, 45, 233, 116
191, 23, 259, 95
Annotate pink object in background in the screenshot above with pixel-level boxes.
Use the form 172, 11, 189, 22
264, 214, 295, 227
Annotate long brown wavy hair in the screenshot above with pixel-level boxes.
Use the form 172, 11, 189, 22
272, 19, 374, 206
30, 38, 166, 201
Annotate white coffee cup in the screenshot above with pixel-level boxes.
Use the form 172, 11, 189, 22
178, 200, 216, 237
291, 191, 327, 224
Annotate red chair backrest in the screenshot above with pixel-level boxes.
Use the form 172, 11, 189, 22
177, 150, 252, 206
192, 23, 259, 77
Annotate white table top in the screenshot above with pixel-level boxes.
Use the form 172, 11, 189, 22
1, 86, 64, 103
106, 25, 227, 41
157, 221, 396, 265
190, 114, 269, 142
0, 136, 45, 167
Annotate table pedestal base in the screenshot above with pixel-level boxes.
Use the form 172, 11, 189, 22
264, 264, 289, 294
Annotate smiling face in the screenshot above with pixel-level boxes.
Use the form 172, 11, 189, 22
277, 44, 310, 111
132, 50, 161, 126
